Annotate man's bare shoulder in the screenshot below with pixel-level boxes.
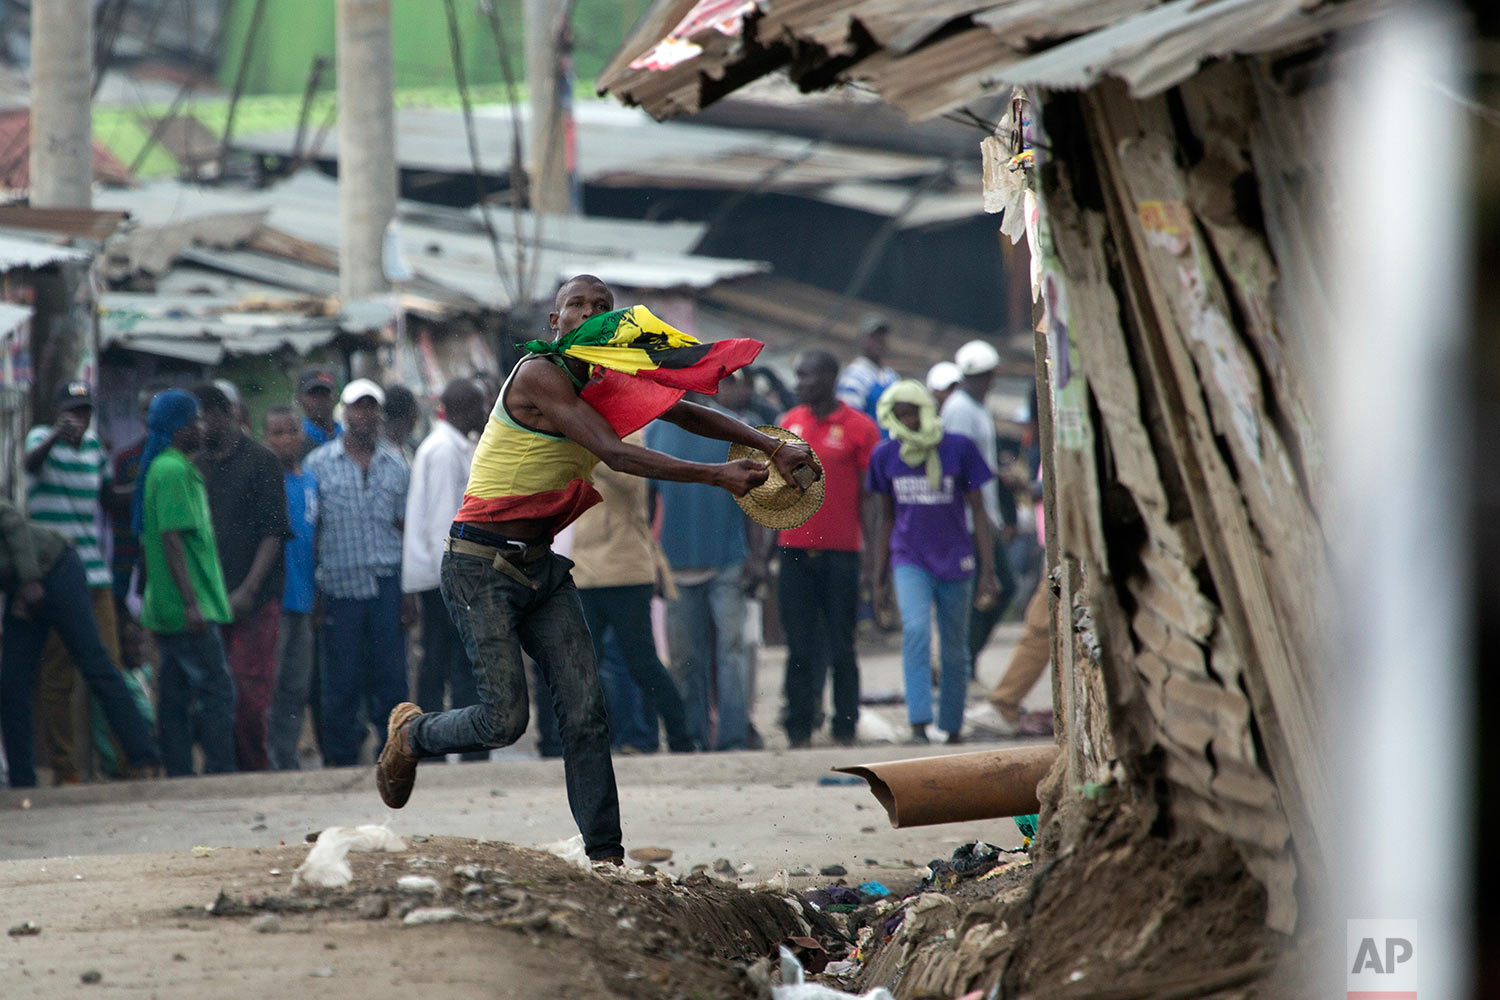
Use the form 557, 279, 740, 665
510, 357, 572, 398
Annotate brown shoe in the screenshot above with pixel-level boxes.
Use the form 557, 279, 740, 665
376, 702, 423, 808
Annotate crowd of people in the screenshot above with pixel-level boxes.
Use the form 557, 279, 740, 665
0, 304, 1047, 790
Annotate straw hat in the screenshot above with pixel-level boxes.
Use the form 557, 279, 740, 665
727, 426, 824, 530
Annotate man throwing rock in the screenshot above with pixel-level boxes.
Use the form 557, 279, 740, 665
376, 274, 814, 864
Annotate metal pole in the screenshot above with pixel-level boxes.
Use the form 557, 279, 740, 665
218, 0, 268, 178
30, 0, 94, 207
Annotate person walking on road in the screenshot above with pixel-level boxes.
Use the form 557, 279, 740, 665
403, 379, 488, 755
304, 379, 413, 768
194, 384, 290, 772
571, 430, 695, 753
134, 390, 237, 777
868, 380, 998, 745
262, 407, 320, 769
648, 389, 760, 753
0, 499, 161, 787
940, 341, 1018, 674
374, 274, 815, 864
777, 351, 880, 748
23, 379, 119, 783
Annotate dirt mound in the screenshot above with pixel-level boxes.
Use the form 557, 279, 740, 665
191, 836, 841, 999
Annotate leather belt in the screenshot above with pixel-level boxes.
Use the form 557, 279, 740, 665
444, 536, 549, 590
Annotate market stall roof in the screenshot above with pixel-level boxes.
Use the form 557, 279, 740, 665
232, 102, 992, 227
0, 232, 90, 271
99, 291, 347, 365
598, 0, 1390, 120
93, 171, 769, 312
233, 100, 945, 191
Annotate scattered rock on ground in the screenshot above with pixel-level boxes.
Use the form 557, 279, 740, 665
355, 897, 389, 920
627, 846, 673, 864
249, 914, 282, 933
7, 921, 40, 937
80, 970, 102, 984
820, 864, 848, 877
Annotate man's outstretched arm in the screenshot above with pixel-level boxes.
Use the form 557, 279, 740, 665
661, 398, 819, 486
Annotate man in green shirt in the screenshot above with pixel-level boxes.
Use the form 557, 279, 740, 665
0, 499, 160, 787
134, 389, 236, 776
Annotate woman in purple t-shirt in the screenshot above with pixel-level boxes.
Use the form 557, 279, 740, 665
868, 381, 998, 744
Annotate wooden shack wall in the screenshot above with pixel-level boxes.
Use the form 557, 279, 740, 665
1031, 62, 1338, 933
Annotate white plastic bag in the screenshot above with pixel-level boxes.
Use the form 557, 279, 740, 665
772, 945, 895, 1000
292, 824, 407, 889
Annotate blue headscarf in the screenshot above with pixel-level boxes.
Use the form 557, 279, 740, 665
131, 389, 200, 536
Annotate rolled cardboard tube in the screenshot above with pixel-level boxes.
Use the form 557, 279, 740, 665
832, 745, 1060, 828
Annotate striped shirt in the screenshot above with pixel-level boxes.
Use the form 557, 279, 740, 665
24, 425, 112, 588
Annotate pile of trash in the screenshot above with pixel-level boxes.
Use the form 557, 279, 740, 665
781, 841, 1034, 998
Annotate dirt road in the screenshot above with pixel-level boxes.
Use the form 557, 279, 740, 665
0, 637, 1052, 997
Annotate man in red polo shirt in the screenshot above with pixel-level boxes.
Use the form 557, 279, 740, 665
777, 350, 881, 747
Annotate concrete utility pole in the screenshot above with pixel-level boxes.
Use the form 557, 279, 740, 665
30, 0, 94, 208
524, 0, 575, 215
336, 0, 398, 380
336, 0, 398, 304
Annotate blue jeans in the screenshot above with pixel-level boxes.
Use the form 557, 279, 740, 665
318, 574, 408, 767
413, 549, 622, 860
666, 562, 750, 751
1, 549, 162, 787
156, 624, 237, 777
595, 628, 658, 751
580, 584, 691, 752
893, 564, 973, 733
414, 587, 485, 761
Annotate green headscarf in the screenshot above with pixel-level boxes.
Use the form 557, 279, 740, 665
876, 379, 945, 489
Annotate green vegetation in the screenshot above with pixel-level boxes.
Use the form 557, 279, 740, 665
97, 0, 653, 179
216, 0, 651, 96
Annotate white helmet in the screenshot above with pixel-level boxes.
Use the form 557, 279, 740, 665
926, 361, 962, 392
955, 340, 1001, 376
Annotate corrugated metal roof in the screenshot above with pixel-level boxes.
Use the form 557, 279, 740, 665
232, 101, 942, 192
600, 0, 1388, 120
99, 292, 344, 364
94, 171, 769, 310
0, 206, 128, 243
988, 0, 1392, 97
0, 233, 90, 270
0, 108, 134, 192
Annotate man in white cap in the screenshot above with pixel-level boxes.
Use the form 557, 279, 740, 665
303, 378, 413, 767
926, 361, 962, 411
942, 341, 1018, 676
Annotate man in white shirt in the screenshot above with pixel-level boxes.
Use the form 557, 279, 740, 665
402, 378, 489, 749
940, 341, 1018, 675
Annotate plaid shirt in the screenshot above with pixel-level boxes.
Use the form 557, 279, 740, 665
304, 437, 409, 600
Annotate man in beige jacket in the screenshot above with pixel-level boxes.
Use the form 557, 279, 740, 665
569, 431, 694, 753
